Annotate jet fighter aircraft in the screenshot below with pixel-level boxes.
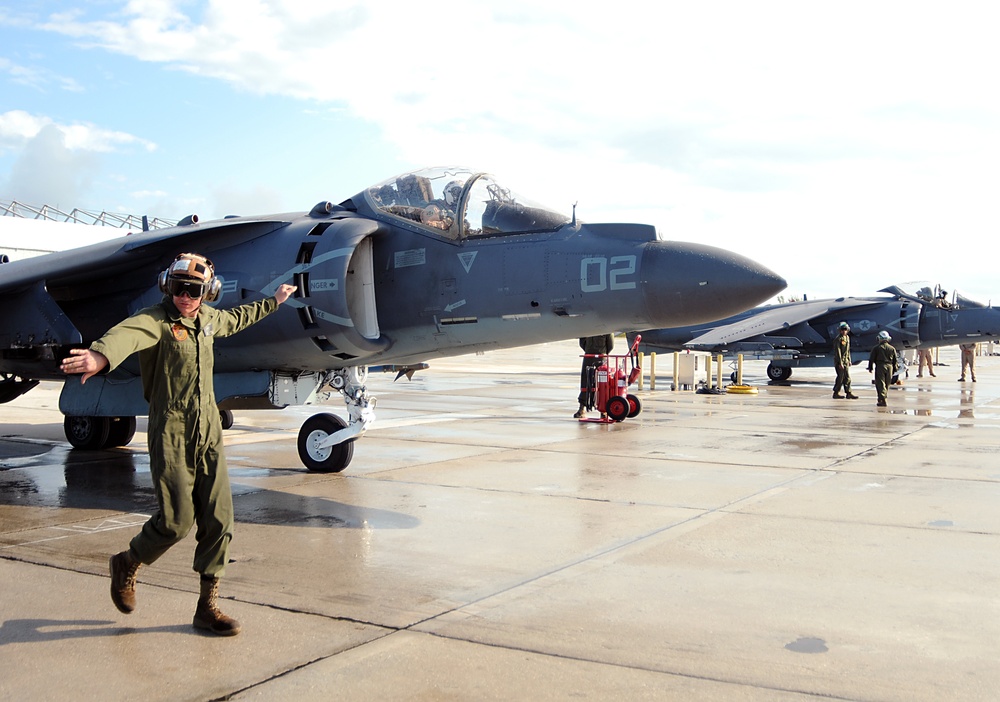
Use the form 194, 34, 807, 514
631, 282, 1000, 382
0, 166, 785, 472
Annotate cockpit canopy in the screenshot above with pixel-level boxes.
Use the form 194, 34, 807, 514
882, 281, 992, 309
363, 167, 571, 240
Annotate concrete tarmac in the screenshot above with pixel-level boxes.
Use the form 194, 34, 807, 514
1, 340, 998, 701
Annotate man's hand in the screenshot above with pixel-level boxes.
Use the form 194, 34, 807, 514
60, 348, 109, 385
274, 284, 297, 304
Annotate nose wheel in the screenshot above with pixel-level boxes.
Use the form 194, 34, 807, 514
297, 413, 355, 473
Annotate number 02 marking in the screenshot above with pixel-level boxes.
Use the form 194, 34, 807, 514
580, 255, 637, 292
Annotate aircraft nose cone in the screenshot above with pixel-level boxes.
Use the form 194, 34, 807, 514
640, 241, 786, 327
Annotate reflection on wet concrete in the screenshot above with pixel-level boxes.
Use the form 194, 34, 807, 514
0, 441, 156, 513
0, 438, 417, 531
2, 344, 1000, 700
0, 442, 52, 462
238, 490, 419, 530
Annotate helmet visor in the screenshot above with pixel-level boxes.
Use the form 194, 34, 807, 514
167, 278, 206, 298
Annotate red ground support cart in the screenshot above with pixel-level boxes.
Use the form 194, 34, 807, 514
579, 334, 643, 423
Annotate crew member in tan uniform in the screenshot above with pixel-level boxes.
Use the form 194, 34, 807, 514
833, 322, 859, 399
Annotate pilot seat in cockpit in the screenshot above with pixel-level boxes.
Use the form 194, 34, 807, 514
395, 174, 434, 206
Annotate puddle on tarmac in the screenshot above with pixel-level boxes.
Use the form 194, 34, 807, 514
780, 439, 838, 452
785, 637, 829, 654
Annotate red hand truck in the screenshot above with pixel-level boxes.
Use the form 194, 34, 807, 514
579, 334, 643, 423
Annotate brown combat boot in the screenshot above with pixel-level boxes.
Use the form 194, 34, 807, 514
193, 577, 241, 636
109, 550, 141, 614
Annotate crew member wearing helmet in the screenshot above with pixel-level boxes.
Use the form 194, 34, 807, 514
832, 321, 859, 399
867, 330, 899, 407
60, 253, 297, 636
443, 180, 464, 209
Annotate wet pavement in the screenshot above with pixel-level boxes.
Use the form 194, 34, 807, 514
1, 341, 998, 701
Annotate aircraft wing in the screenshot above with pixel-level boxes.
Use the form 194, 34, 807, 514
0, 217, 295, 358
0, 216, 288, 294
685, 298, 885, 349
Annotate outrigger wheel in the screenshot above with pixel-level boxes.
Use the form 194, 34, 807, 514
766, 364, 792, 382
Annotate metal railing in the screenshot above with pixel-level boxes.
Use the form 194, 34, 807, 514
0, 199, 176, 230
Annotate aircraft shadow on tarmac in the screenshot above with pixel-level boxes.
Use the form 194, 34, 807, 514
0, 441, 418, 530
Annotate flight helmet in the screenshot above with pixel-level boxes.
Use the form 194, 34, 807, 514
158, 252, 222, 302
443, 180, 464, 208
838, 322, 850, 331
877, 330, 891, 341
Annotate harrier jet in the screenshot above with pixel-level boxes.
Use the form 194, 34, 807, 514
0, 166, 785, 471
631, 282, 999, 382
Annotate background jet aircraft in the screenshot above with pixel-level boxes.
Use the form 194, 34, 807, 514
0, 166, 785, 472
631, 282, 1000, 382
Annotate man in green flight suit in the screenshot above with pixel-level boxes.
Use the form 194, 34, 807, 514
832, 321, 859, 399
60, 253, 296, 636
867, 330, 899, 407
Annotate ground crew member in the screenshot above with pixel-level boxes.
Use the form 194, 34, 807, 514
916, 348, 936, 378
833, 322, 859, 399
60, 253, 296, 636
574, 333, 614, 418
867, 330, 899, 407
959, 343, 977, 382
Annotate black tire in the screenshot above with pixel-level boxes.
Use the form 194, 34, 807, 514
64, 416, 110, 450
626, 393, 642, 418
219, 409, 234, 430
297, 413, 354, 473
767, 364, 792, 382
103, 416, 137, 448
606, 395, 630, 422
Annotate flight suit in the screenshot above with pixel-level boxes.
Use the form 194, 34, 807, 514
833, 332, 852, 396
959, 343, 977, 381
867, 340, 899, 406
91, 295, 278, 577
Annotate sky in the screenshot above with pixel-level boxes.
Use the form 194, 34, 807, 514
2, 1, 999, 303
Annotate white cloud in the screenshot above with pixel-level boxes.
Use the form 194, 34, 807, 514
0, 56, 83, 93
0, 110, 156, 153
1, 123, 100, 205
21, 0, 1000, 297
0, 112, 157, 209
39, 3, 1000, 167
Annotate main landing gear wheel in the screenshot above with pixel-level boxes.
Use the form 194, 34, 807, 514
766, 364, 792, 382
297, 413, 354, 473
104, 416, 137, 448
65, 416, 138, 449
64, 416, 110, 450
